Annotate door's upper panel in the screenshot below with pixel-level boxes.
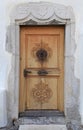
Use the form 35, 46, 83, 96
25, 35, 59, 68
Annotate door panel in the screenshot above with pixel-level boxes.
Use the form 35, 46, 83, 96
19, 26, 64, 112
26, 77, 58, 109
26, 35, 58, 68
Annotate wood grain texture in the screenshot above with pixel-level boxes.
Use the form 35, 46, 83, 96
19, 26, 64, 112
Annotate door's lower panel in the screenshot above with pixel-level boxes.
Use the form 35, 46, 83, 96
19, 110, 64, 117
26, 77, 58, 110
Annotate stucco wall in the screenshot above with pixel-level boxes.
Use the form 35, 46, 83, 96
0, 0, 83, 127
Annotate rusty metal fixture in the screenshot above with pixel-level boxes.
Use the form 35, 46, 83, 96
24, 69, 32, 77
36, 48, 48, 61
37, 69, 48, 76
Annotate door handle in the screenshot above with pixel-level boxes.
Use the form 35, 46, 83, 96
37, 69, 48, 76
24, 69, 32, 77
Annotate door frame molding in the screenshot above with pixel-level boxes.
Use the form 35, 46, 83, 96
6, 2, 80, 122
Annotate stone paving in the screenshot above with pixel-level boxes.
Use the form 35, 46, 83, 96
0, 117, 83, 130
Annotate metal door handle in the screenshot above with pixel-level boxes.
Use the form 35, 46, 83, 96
24, 69, 32, 77
37, 69, 48, 76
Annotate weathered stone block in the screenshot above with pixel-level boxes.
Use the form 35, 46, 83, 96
19, 125, 67, 130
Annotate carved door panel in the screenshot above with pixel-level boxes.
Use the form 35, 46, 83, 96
20, 26, 64, 112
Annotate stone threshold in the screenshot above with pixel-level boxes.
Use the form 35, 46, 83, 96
19, 110, 64, 117
19, 124, 67, 130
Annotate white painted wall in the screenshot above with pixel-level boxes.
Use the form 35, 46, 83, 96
0, 1, 9, 127
0, 0, 83, 127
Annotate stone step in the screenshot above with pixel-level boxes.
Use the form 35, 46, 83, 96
19, 110, 64, 117
19, 125, 67, 130
15, 116, 66, 125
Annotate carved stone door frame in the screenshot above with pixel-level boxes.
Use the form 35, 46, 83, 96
6, 2, 80, 124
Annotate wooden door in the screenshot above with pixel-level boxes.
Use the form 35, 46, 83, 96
19, 26, 64, 112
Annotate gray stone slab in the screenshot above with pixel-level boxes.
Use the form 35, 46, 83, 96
19, 125, 67, 130
17, 116, 66, 125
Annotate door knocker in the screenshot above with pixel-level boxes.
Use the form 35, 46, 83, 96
36, 48, 48, 61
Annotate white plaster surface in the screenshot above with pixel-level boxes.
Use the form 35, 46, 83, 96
19, 125, 67, 130
0, 89, 7, 127
0, 0, 83, 127
80, 35, 83, 124
0, 0, 9, 128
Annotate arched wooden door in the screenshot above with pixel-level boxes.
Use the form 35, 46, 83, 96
19, 26, 64, 113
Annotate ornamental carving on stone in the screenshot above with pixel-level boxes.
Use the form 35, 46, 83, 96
32, 81, 53, 103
